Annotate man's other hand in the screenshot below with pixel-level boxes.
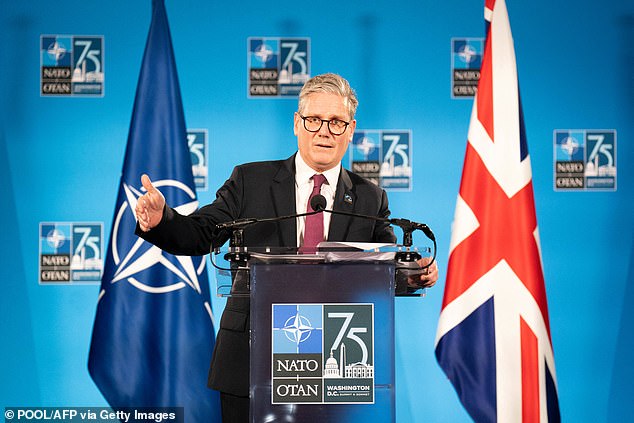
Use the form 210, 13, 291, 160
413, 256, 439, 288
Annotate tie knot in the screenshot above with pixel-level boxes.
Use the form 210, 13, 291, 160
312, 174, 326, 189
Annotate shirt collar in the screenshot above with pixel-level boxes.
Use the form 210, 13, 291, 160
294, 153, 341, 188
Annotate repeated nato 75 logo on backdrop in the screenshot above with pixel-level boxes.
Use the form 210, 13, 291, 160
39, 222, 103, 283
451, 37, 483, 98
247, 37, 310, 98
348, 130, 413, 191
553, 129, 617, 191
40, 35, 104, 96
187, 129, 208, 191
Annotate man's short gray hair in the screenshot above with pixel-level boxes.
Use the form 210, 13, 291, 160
298, 73, 358, 120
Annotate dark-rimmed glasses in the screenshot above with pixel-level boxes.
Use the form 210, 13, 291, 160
299, 114, 350, 136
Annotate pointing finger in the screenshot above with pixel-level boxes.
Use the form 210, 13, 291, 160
141, 174, 155, 193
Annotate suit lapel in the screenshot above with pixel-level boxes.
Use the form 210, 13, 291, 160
328, 167, 355, 242
271, 155, 297, 247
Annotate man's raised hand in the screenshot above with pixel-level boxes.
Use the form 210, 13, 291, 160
135, 174, 165, 232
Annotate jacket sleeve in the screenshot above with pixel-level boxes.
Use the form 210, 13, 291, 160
135, 166, 244, 256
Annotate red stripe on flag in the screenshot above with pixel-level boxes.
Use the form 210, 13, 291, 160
485, 0, 496, 14
521, 318, 540, 422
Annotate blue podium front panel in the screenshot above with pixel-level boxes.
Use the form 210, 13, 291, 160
250, 262, 396, 423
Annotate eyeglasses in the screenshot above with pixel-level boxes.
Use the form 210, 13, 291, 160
299, 114, 350, 136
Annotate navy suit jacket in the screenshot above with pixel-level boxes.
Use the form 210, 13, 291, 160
137, 154, 396, 395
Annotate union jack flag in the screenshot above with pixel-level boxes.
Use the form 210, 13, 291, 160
435, 1, 561, 421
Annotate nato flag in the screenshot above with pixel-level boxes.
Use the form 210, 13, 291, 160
88, 1, 220, 421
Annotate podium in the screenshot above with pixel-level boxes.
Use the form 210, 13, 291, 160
214, 245, 427, 423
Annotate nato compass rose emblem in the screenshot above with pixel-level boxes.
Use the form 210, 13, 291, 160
354, 136, 377, 160
254, 42, 274, 65
47, 40, 68, 63
458, 43, 477, 65
559, 136, 580, 158
46, 227, 68, 250
108, 179, 206, 295
282, 312, 315, 349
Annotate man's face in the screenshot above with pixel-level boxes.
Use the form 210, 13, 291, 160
294, 92, 356, 173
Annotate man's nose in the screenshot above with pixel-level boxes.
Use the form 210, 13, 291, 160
318, 121, 331, 136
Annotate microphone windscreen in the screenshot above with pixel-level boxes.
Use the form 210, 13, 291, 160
310, 194, 327, 212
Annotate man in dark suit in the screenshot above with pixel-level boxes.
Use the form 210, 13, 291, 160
135, 73, 438, 422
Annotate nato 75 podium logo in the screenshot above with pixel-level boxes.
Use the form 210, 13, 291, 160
39, 222, 103, 284
248, 37, 310, 98
271, 303, 374, 405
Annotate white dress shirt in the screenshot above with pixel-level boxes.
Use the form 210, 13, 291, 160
294, 153, 340, 248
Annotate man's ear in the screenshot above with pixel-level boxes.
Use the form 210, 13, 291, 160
348, 119, 357, 141
293, 112, 300, 136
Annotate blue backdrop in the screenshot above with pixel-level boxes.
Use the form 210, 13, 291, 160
1, 1, 633, 422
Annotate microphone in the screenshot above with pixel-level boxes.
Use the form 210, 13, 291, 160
219, 194, 328, 232
216, 209, 322, 231
310, 194, 327, 213
216, 218, 258, 230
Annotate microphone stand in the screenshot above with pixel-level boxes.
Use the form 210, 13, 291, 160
311, 206, 436, 264
216, 210, 323, 263
216, 199, 436, 268
312, 204, 438, 292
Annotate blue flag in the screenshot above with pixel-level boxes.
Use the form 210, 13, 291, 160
88, 1, 220, 421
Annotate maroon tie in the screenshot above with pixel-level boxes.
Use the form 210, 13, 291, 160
301, 174, 327, 252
